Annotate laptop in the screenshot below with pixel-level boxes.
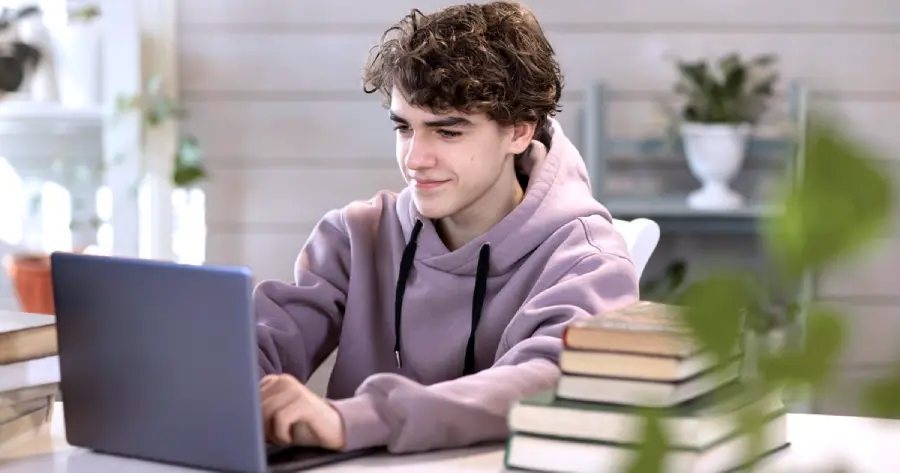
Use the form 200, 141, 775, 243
50, 252, 378, 473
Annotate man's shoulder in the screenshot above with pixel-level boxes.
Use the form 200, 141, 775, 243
545, 215, 631, 262
515, 216, 637, 298
320, 190, 401, 232
343, 189, 400, 221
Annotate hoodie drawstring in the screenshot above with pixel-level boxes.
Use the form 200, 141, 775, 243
393, 219, 423, 369
464, 244, 491, 375
394, 219, 491, 376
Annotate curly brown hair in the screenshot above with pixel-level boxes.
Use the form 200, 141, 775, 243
362, 1, 563, 134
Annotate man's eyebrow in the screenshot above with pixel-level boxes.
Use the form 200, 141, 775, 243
388, 111, 408, 124
424, 116, 472, 128
388, 111, 472, 128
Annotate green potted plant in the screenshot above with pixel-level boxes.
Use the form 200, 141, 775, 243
673, 52, 778, 210
622, 112, 898, 472
0, 4, 43, 96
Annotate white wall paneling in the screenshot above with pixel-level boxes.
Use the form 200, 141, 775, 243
183, 97, 900, 164
205, 232, 310, 284
178, 0, 900, 28
204, 168, 405, 228
826, 301, 900, 367
178, 30, 900, 96
181, 98, 583, 165
818, 237, 900, 300
177, 0, 900, 405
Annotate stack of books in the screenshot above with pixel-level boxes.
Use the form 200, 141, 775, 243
0, 310, 60, 454
504, 301, 790, 473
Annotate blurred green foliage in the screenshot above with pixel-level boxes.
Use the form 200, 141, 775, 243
762, 116, 893, 280
620, 111, 898, 472
623, 408, 670, 473
116, 75, 208, 189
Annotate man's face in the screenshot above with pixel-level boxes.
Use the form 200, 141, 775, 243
390, 88, 531, 221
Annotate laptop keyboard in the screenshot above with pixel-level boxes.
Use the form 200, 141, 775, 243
265, 445, 382, 472
265, 443, 290, 457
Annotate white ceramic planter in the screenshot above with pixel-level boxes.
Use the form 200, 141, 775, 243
51, 21, 100, 109
680, 122, 751, 210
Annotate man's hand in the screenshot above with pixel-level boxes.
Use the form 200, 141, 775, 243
259, 374, 346, 450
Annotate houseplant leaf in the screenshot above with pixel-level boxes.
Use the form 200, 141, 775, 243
762, 114, 893, 279
861, 364, 900, 419
758, 305, 846, 387
622, 408, 670, 473
674, 53, 777, 124
173, 135, 207, 188
674, 271, 753, 362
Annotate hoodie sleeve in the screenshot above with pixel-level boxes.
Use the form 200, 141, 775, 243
329, 250, 639, 453
255, 209, 350, 382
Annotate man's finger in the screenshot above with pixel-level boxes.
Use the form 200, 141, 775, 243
272, 401, 309, 446
260, 374, 278, 387
260, 374, 286, 394
261, 386, 299, 416
262, 391, 301, 442
291, 422, 317, 447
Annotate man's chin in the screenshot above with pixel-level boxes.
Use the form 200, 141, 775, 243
412, 200, 451, 220
416, 209, 451, 220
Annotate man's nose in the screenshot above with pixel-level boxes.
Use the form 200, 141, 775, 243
404, 136, 437, 170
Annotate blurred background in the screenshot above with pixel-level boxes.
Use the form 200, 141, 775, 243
0, 0, 897, 415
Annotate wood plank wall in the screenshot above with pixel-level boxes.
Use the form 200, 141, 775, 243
176, 0, 900, 408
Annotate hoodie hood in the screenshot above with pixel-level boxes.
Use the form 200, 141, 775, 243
391, 118, 617, 374
395, 118, 612, 276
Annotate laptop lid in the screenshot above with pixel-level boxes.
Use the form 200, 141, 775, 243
51, 252, 269, 473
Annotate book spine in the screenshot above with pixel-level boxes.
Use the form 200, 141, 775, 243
561, 324, 572, 347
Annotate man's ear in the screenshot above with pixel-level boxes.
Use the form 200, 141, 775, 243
508, 121, 537, 155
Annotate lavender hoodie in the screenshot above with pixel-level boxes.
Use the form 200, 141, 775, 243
255, 119, 639, 453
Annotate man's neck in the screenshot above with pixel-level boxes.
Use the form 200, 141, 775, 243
436, 175, 525, 251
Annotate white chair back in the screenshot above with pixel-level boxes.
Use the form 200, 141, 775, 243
612, 218, 661, 279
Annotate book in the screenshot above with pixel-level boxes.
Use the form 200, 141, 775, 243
555, 357, 741, 408
0, 356, 60, 394
0, 395, 54, 455
0, 311, 57, 366
508, 383, 784, 448
505, 410, 789, 473
0, 396, 55, 426
0, 383, 59, 412
558, 347, 726, 382
503, 300, 777, 471
562, 301, 701, 356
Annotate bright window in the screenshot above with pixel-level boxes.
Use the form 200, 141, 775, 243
0, 158, 23, 246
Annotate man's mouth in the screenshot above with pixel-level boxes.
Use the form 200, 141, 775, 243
412, 179, 448, 190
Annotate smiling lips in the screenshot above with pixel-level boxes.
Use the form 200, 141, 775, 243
412, 179, 449, 190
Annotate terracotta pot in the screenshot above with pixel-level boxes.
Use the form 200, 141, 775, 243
2, 246, 104, 315
2, 252, 54, 315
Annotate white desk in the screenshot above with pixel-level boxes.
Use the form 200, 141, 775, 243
1, 403, 900, 472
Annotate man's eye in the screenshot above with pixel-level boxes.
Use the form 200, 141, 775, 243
438, 130, 461, 138
394, 125, 411, 133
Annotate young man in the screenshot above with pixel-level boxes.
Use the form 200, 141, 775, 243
255, 1, 639, 455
